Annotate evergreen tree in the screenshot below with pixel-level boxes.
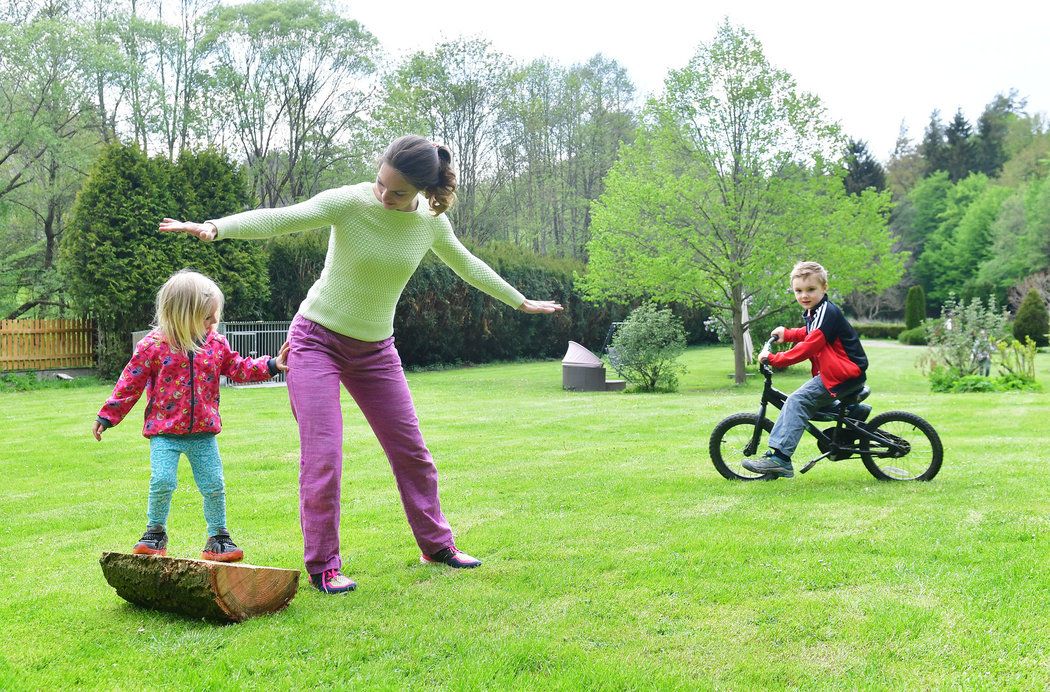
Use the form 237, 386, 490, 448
172, 149, 269, 320
919, 110, 949, 175
904, 285, 926, 329
944, 109, 976, 182
973, 92, 1023, 177
844, 138, 887, 195
61, 143, 267, 376
1013, 288, 1049, 346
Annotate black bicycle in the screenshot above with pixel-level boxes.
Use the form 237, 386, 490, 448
710, 337, 943, 481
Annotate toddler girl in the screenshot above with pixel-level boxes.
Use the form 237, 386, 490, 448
92, 270, 288, 561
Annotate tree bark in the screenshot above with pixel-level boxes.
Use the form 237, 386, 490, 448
731, 284, 747, 385
100, 552, 299, 623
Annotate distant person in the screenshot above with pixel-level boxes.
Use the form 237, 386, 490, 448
972, 329, 993, 377
160, 135, 562, 594
92, 270, 289, 561
743, 261, 868, 478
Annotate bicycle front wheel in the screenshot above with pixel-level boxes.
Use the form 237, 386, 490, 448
860, 411, 943, 481
709, 413, 774, 481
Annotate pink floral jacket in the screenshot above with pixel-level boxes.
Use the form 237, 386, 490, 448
96, 330, 278, 438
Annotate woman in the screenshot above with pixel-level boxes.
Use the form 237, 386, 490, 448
160, 135, 562, 594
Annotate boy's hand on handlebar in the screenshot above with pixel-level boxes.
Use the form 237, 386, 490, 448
758, 346, 771, 364
770, 326, 786, 343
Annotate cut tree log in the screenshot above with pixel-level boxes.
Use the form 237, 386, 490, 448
100, 552, 300, 623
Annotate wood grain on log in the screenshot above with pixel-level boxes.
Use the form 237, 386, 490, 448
100, 552, 299, 622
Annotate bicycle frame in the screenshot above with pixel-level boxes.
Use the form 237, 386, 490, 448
747, 341, 909, 474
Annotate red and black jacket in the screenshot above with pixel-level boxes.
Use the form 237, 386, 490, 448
767, 296, 868, 396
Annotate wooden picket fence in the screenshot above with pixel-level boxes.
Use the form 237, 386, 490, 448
0, 318, 95, 372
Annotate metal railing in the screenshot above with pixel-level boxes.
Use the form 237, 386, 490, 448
218, 321, 291, 387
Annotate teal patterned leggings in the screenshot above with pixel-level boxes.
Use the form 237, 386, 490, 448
147, 433, 227, 537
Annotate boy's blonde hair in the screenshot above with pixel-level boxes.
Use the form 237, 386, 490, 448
790, 261, 828, 287
154, 270, 224, 354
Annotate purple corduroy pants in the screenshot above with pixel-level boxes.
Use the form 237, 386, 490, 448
285, 314, 454, 575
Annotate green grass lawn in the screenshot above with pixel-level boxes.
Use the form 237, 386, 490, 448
1, 342, 1047, 688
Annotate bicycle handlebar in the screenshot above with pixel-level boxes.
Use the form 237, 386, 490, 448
758, 335, 778, 376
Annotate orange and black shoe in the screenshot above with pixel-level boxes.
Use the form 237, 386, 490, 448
421, 545, 482, 569
132, 526, 168, 556
201, 530, 244, 562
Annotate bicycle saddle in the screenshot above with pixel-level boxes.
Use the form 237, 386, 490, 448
812, 386, 871, 422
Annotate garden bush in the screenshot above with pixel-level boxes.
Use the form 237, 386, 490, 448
922, 294, 1008, 377
609, 303, 687, 392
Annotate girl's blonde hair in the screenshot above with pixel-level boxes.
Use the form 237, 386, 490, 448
154, 270, 224, 354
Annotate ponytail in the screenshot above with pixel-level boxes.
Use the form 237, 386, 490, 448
424, 144, 457, 215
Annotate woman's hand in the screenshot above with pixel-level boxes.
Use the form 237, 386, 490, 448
518, 299, 563, 314
159, 218, 216, 241
274, 341, 291, 372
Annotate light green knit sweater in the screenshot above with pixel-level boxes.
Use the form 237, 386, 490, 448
209, 182, 526, 342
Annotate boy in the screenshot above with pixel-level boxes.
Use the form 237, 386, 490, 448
743, 261, 868, 478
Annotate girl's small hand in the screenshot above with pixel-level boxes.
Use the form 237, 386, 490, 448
159, 218, 216, 241
770, 326, 786, 343
518, 299, 563, 314
92, 420, 105, 441
275, 340, 291, 372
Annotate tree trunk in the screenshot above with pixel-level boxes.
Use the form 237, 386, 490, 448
99, 552, 299, 623
731, 286, 747, 385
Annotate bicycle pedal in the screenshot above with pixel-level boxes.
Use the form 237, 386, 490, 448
799, 460, 818, 474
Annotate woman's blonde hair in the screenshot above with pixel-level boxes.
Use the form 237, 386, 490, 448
381, 135, 458, 215
154, 270, 224, 354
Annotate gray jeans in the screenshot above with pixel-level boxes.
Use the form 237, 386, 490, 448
767, 376, 834, 459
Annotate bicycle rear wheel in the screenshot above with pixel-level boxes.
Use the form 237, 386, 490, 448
709, 413, 774, 480
860, 411, 942, 481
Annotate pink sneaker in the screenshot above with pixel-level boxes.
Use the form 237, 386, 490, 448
421, 546, 482, 568
309, 568, 356, 594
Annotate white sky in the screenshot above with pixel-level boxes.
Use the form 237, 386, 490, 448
342, 0, 1050, 162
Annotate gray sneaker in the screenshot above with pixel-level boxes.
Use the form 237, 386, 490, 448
132, 525, 168, 555
742, 452, 794, 478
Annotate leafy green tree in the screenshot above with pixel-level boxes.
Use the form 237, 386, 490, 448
206, 0, 379, 206
952, 185, 1012, 299
843, 138, 886, 195
913, 174, 992, 306
900, 171, 952, 258
496, 54, 637, 258
377, 38, 515, 244
0, 3, 100, 318
979, 175, 1050, 297
1013, 288, 1049, 346
905, 285, 926, 329
61, 143, 267, 376
578, 22, 903, 383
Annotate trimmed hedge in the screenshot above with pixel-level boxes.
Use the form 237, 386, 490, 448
898, 326, 928, 345
265, 239, 714, 368
854, 322, 907, 339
